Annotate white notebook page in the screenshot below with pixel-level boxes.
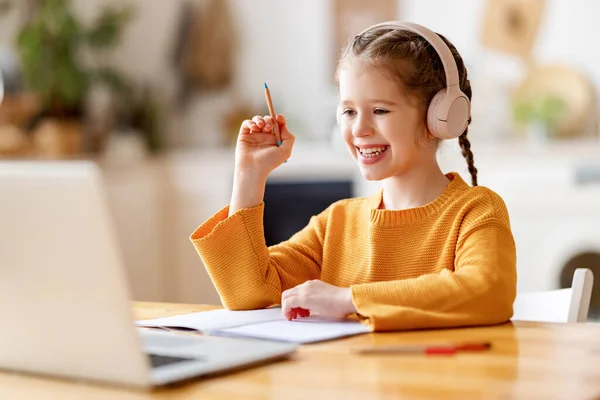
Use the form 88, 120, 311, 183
214, 315, 371, 344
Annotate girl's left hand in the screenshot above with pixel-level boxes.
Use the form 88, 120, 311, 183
281, 280, 357, 320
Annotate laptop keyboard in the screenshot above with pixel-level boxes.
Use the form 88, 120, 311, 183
148, 353, 197, 368
141, 330, 206, 348
141, 332, 207, 368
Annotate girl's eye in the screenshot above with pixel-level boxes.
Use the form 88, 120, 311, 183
342, 109, 356, 117
374, 108, 389, 115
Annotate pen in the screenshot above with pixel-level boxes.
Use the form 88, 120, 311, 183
264, 82, 282, 146
354, 341, 491, 356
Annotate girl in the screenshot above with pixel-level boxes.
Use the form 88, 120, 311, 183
190, 21, 517, 332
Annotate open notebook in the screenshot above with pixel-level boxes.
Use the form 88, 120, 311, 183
135, 308, 371, 344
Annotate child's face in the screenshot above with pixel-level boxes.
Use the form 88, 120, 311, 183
338, 63, 434, 181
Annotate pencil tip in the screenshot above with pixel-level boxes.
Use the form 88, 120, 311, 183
264, 82, 268, 89
277, 140, 282, 146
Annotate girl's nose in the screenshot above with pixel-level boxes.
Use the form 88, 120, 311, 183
352, 117, 375, 138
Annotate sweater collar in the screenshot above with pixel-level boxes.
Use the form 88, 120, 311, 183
369, 172, 468, 226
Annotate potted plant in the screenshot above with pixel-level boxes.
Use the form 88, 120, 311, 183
0, 0, 134, 157
102, 84, 164, 164
512, 94, 567, 142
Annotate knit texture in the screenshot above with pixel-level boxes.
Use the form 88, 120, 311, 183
190, 172, 517, 331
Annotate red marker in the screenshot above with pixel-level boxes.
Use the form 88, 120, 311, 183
355, 342, 491, 356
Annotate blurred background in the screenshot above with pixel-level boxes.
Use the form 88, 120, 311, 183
1, 0, 599, 320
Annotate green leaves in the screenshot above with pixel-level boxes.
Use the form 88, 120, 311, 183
85, 4, 135, 50
91, 67, 130, 94
6, 0, 134, 115
512, 94, 567, 130
54, 56, 87, 109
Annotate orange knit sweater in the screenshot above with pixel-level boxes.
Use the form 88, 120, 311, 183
190, 172, 517, 331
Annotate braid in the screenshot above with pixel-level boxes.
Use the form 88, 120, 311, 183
458, 122, 478, 186
437, 34, 478, 187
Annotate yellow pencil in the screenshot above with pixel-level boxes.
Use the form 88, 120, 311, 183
264, 82, 282, 146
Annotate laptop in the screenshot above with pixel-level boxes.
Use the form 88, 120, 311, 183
0, 160, 297, 389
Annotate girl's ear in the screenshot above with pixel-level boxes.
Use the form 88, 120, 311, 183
423, 127, 439, 149
423, 125, 435, 140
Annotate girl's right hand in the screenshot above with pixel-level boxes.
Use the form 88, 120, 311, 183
235, 114, 294, 178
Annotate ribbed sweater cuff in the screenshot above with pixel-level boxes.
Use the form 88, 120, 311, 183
190, 203, 264, 242
350, 279, 419, 331
189, 203, 267, 280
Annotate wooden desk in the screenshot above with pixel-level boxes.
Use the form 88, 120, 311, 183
2, 302, 600, 399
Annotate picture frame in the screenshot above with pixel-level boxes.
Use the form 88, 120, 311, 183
481, 0, 546, 59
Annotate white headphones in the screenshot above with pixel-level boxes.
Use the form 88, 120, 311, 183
357, 21, 471, 139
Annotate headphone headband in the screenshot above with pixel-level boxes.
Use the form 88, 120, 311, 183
354, 21, 470, 140
357, 21, 460, 89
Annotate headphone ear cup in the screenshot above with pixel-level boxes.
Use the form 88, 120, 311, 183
426, 90, 445, 138
427, 89, 470, 139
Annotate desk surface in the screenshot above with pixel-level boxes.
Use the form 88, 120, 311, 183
2, 302, 600, 400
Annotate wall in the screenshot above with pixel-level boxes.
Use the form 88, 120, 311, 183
82, 0, 600, 146
2, 0, 599, 146
403, 0, 600, 141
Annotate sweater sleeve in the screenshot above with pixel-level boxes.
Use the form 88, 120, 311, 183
350, 218, 517, 331
190, 203, 327, 310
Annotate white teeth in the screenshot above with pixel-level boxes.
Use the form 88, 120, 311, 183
358, 146, 387, 157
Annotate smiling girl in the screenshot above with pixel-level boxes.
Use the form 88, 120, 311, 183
190, 22, 517, 331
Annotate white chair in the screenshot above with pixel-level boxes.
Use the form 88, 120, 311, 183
512, 268, 594, 323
